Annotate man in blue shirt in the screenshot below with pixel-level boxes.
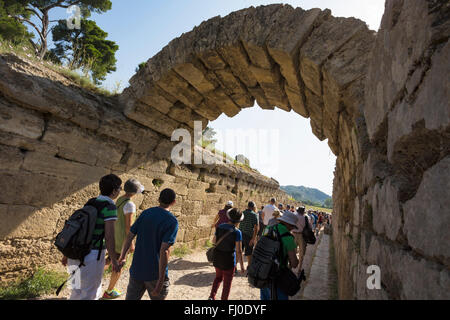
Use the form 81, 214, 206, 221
118, 188, 178, 300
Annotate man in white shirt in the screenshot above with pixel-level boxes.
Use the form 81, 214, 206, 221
261, 198, 277, 227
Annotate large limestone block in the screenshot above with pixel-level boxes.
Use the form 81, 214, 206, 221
174, 62, 216, 94
370, 179, 402, 241
364, 0, 449, 139
212, 67, 254, 108
0, 171, 72, 207
169, 165, 200, 181
97, 108, 161, 154
403, 157, 450, 264
124, 100, 181, 137
0, 205, 59, 239
203, 87, 241, 117
367, 235, 450, 299
22, 151, 109, 181
42, 119, 126, 167
0, 130, 58, 155
217, 44, 259, 88
181, 200, 203, 216
128, 83, 175, 115
0, 55, 101, 131
248, 65, 290, 111
322, 28, 375, 117
239, 5, 288, 69
300, 16, 367, 96
0, 145, 24, 171
284, 84, 308, 118
0, 99, 45, 139
157, 70, 204, 109
267, 8, 324, 91
387, 41, 449, 162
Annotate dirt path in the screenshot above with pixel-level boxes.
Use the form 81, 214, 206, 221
46, 228, 332, 301
50, 249, 261, 300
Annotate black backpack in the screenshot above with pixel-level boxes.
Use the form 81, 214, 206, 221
54, 198, 108, 266
302, 216, 316, 244
247, 225, 292, 289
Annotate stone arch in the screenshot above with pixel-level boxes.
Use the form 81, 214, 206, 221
0, 1, 448, 300
119, 5, 377, 299
121, 4, 375, 157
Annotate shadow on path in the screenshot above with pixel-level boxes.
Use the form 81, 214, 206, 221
169, 258, 211, 271
173, 271, 216, 287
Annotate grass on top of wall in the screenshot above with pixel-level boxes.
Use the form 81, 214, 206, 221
0, 40, 114, 97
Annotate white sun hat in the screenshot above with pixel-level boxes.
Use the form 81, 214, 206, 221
277, 210, 298, 227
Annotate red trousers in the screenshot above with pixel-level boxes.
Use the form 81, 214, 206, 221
209, 267, 235, 300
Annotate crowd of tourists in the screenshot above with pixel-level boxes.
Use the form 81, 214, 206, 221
56, 174, 332, 301
208, 198, 332, 300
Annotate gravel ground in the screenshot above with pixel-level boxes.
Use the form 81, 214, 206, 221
43, 228, 326, 301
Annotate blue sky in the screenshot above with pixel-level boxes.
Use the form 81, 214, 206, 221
33, 0, 386, 195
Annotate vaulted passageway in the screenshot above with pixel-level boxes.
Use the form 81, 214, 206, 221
0, 1, 448, 299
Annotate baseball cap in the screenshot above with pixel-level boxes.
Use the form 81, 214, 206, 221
226, 200, 233, 207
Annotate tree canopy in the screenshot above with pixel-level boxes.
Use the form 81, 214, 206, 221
0, 1, 34, 44
49, 18, 118, 84
3, 0, 112, 58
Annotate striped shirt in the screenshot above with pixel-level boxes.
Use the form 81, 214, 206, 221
239, 209, 259, 237
92, 195, 118, 250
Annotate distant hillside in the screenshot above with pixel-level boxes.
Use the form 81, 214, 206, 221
281, 185, 332, 208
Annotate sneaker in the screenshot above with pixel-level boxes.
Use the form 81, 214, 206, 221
101, 289, 122, 300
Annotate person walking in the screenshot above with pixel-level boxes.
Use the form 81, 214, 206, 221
239, 201, 259, 270
260, 210, 299, 300
267, 208, 282, 227
257, 205, 265, 240
209, 208, 245, 300
102, 178, 145, 300
62, 174, 122, 300
261, 198, 277, 229
291, 206, 308, 277
118, 188, 178, 300
212, 201, 233, 231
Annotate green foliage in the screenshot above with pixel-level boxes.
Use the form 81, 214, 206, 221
3, 0, 112, 58
0, 0, 33, 44
323, 197, 333, 209
204, 240, 214, 249
152, 179, 163, 188
281, 185, 332, 208
172, 244, 191, 258
50, 18, 118, 84
135, 61, 146, 73
0, 268, 67, 300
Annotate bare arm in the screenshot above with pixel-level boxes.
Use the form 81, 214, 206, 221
287, 250, 299, 270
151, 242, 171, 297
235, 241, 245, 273
119, 231, 136, 262
211, 214, 219, 228
124, 212, 135, 252
250, 223, 259, 246
104, 220, 119, 271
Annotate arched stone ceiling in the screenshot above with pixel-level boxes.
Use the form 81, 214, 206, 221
120, 4, 376, 156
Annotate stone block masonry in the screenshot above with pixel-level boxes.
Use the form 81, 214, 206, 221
0, 54, 295, 282
0, 1, 448, 299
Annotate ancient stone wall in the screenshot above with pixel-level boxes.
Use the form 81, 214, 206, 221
0, 54, 296, 282
0, 1, 448, 299
332, 0, 449, 300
